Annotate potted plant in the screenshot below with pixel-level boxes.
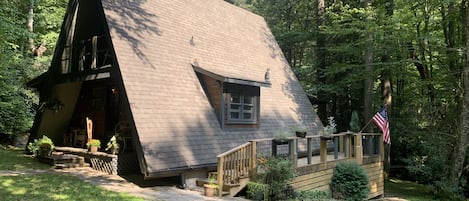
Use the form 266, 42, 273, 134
294, 124, 309, 138
27, 135, 55, 156
273, 127, 292, 145
105, 135, 119, 155
86, 139, 101, 153
321, 116, 336, 140
204, 175, 218, 197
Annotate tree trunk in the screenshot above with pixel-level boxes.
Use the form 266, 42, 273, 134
450, 0, 469, 185
316, 0, 327, 122
27, 0, 35, 53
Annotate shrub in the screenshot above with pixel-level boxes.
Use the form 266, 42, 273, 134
431, 180, 465, 201
247, 181, 269, 201
27, 135, 54, 156
295, 190, 333, 200
257, 157, 296, 200
330, 161, 369, 201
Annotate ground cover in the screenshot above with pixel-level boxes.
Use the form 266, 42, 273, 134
0, 145, 51, 170
0, 145, 145, 201
385, 178, 436, 201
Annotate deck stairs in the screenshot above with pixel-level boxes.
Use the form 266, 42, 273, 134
197, 141, 256, 197
37, 152, 90, 169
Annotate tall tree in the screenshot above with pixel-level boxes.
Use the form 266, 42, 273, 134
451, 0, 469, 186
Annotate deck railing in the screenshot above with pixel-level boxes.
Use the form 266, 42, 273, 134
216, 132, 384, 197
216, 142, 254, 196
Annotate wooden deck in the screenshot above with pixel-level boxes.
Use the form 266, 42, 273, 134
216, 132, 385, 199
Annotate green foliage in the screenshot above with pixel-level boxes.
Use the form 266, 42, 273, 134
0, 146, 51, 170
86, 139, 101, 148
247, 181, 269, 201
0, 174, 145, 201
27, 135, 54, 156
256, 157, 296, 201
105, 135, 120, 155
349, 111, 360, 132
431, 180, 465, 201
294, 190, 333, 200
330, 162, 369, 201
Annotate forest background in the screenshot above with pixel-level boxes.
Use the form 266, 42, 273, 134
0, 0, 467, 199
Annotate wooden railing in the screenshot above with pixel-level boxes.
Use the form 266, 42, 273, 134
216, 142, 254, 196
215, 132, 384, 197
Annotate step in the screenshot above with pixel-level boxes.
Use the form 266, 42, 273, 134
55, 162, 90, 169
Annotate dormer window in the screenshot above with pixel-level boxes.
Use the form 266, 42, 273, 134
225, 84, 258, 124
193, 65, 271, 129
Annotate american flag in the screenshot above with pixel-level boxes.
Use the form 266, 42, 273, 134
372, 107, 390, 144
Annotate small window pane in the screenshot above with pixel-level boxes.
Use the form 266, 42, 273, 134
244, 96, 253, 104
231, 104, 240, 111
243, 113, 252, 119
231, 112, 240, 119
243, 105, 253, 112
231, 94, 241, 103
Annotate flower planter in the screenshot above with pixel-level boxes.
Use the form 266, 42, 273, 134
295, 131, 307, 138
320, 136, 334, 141
204, 184, 217, 197
89, 146, 98, 153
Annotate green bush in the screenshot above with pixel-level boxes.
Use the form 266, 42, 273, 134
432, 180, 465, 201
330, 161, 369, 201
255, 157, 296, 201
27, 135, 54, 156
247, 181, 269, 201
294, 190, 333, 200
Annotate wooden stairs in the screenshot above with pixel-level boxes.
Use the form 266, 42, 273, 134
37, 152, 90, 169
196, 172, 250, 197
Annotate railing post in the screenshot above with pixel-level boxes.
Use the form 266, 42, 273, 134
290, 138, 297, 167
339, 135, 344, 155
379, 134, 384, 161
217, 156, 224, 197
307, 137, 312, 164
355, 133, 363, 165
334, 136, 339, 159
250, 141, 257, 179
320, 139, 327, 163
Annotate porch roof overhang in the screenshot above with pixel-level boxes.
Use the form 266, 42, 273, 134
193, 65, 272, 88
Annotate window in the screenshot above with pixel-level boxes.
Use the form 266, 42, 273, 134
225, 83, 259, 124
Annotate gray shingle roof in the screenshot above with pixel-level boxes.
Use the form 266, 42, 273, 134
101, 0, 323, 175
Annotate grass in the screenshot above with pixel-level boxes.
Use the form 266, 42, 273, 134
0, 145, 145, 201
385, 178, 436, 201
0, 174, 145, 201
0, 145, 51, 170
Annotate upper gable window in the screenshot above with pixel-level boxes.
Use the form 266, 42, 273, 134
224, 83, 259, 125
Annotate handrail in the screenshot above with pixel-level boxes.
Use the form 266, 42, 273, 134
217, 142, 253, 197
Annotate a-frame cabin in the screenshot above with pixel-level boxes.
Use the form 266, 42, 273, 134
29, 0, 325, 185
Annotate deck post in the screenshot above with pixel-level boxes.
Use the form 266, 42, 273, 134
334, 136, 339, 159
290, 138, 298, 167
355, 134, 363, 165
217, 156, 224, 197
379, 135, 385, 161
250, 141, 257, 179
339, 135, 344, 154
307, 137, 312, 164
320, 139, 327, 163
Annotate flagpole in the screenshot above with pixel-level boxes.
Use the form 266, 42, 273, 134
358, 118, 374, 134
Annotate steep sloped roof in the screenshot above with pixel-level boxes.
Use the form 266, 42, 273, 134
101, 0, 323, 175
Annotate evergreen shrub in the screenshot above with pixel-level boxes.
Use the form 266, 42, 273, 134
330, 161, 369, 201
